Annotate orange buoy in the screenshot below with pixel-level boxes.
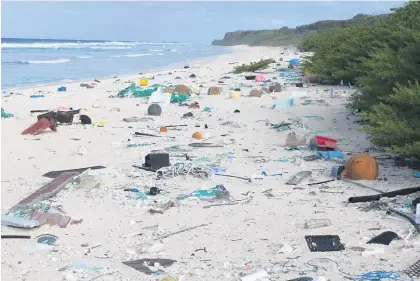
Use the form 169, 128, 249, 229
160, 127, 168, 133
192, 132, 204, 140
341, 153, 378, 180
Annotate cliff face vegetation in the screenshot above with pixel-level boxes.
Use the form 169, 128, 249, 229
212, 14, 388, 46
300, 2, 420, 160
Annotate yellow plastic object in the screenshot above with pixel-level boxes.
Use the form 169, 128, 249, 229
161, 278, 178, 281
304, 71, 310, 76
230, 91, 241, 98
189, 83, 199, 94
139, 78, 149, 87
93, 121, 107, 127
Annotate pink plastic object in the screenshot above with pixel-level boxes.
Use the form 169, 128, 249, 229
55, 106, 71, 112
255, 74, 265, 82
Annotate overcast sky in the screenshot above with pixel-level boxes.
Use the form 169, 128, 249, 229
2, 1, 406, 43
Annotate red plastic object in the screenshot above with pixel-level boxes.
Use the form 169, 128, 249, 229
21, 118, 57, 135
314, 135, 337, 150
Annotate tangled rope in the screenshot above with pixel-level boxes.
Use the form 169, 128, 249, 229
354, 271, 413, 281
305, 258, 413, 281
156, 163, 212, 180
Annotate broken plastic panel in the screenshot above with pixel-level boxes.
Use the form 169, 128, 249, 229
123, 258, 176, 275
305, 235, 345, 252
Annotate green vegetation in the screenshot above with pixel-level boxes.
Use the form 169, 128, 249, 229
299, 2, 420, 159
212, 14, 387, 47
233, 59, 276, 73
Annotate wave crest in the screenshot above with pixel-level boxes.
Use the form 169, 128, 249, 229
3, 58, 70, 64
2, 41, 190, 49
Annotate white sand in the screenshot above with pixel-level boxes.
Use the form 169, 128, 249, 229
2, 46, 420, 281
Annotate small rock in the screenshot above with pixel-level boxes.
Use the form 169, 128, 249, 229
184, 65, 190, 69
189, 74, 197, 78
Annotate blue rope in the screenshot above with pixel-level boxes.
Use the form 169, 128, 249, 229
354, 270, 413, 281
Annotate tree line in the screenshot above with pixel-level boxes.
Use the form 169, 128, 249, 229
299, 1, 420, 160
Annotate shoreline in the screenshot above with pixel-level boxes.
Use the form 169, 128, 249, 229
2, 45, 417, 281
1, 47, 238, 92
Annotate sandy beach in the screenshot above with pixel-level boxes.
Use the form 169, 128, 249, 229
2, 46, 420, 281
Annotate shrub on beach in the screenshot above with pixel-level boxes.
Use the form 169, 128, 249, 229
299, 23, 387, 86
233, 58, 276, 73
298, 1, 420, 159
364, 82, 420, 159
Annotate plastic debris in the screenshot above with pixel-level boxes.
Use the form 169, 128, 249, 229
1, 108, 14, 118
241, 269, 268, 281
123, 258, 176, 275
1, 215, 40, 228
118, 85, 161, 98
36, 234, 58, 245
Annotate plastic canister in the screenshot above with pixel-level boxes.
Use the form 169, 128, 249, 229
139, 78, 149, 87
331, 165, 344, 178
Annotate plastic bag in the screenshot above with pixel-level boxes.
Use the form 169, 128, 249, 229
118, 85, 161, 98
1, 215, 40, 228
148, 87, 171, 107
170, 94, 189, 103
273, 98, 295, 110
1, 108, 14, 118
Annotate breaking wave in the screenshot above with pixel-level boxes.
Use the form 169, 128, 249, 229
1, 41, 190, 49
3, 58, 71, 64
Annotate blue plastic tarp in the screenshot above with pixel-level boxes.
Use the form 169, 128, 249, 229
317, 150, 344, 159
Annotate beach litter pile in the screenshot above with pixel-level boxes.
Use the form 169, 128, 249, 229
2, 47, 420, 281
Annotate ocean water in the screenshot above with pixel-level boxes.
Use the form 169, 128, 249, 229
1, 38, 231, 89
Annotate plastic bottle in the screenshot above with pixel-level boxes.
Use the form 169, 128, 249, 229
304, 219, 331, 229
